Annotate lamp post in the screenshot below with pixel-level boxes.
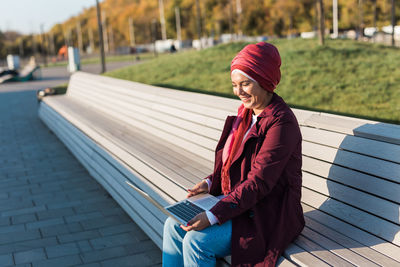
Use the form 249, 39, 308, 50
391, 0, 396, 46
96, 0, 106, 73
332, 0, 338, 38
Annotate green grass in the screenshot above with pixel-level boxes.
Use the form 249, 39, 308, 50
104, 39, 400, 124
44, 53, 155, 68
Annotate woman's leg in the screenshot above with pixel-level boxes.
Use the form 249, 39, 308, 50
162, 217, 187, 267
183, 220, 232, 267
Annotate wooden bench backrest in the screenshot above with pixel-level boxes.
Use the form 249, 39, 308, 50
66, 72, 400, 260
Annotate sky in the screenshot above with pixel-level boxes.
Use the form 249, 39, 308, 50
0, 0, 97, 34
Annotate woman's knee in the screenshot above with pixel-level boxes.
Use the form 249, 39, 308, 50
182, 230, 208, 253
163, 217, 182, 238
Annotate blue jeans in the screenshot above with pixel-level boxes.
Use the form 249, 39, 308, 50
162, 217, 232, 267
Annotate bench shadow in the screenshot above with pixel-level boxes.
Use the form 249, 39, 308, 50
300, 122, 400, 261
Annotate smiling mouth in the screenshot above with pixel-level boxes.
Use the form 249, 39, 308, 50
240, 97, 251, 103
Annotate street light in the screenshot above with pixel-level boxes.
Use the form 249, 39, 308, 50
96, 0, 106, 73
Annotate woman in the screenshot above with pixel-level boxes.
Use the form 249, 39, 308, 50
163, 42, 305, 267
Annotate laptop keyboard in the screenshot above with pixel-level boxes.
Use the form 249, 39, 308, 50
166, 200, 205, 223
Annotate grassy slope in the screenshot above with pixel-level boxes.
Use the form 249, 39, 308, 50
44, 53, 155, 68
105, 39, 400, 124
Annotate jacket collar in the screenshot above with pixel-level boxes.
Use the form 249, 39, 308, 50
256, 93, 283, 119
230, 93, 285, 164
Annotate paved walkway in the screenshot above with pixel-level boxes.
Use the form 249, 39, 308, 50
0, 64, 162, 266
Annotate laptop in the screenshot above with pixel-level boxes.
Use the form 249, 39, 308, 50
125, 181, 220, 226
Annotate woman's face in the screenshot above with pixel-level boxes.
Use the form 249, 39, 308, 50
231, 71, 270, 115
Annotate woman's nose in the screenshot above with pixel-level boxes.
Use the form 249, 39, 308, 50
237, 86, 246, 95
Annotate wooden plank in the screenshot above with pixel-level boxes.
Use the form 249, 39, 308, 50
69, 71, 240, 112
302, 141, 400, 184
301, 226, 379, 266
276, 256, 298, 267
304, 113, 372, 135
302, 203, 400, 264
41, 104, 167, 247
70, 75, 232, 120
302, 172, 400, 224
283, 242, 330, 266
301, 126, 400, 163
71, 80, 226, 132
304, 215, 400, 266
44, 91, 214, 172
301, 188, 400, 251
43, 100, 189, 202
46, 96, 211, 182
302, 156, 400, 204
294, 235, 354, 266
55, 90, 216, 160
292, 108, 317, 125
353, 123, 400, 145
70, 84, 223, 141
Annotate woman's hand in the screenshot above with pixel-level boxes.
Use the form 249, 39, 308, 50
180, 212, 211, 231
186, 180, 209, 198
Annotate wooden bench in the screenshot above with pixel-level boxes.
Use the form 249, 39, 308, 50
38, 72, 400, 266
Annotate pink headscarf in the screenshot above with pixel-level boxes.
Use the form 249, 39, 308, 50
221, 42, 282, 195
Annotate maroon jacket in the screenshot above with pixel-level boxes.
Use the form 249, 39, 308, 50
208, 94, 305, 266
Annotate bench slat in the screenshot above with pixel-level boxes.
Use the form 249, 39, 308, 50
301, 190, 400, 259
72, 79, 227, 131
69, 76, 232, 120
64, 91, 217, 160
304, 215, 400, 266
71, 84, 223, 140
294, 235, 354, 266
283, 243, 331, 267
302, 156, 400, 204
302, 203, 400, 264
42, 100, 188, 202
70, 72, 240, 112
40, 104, 166, 247
45, 96, 210, 184
301, 126, 400, 163
301, 226, 379, 266
303, 141, 400, 184
303, 172, 400, 224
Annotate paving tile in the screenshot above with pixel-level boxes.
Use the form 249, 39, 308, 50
1, 205, 46, 217
12, 213, 37, 225
0, 88, 162, 267
0, 229, 41, 245
58, 230, 101, 243
89, 232, 138, 250
0, 238, 58, 255
14, 263, 32, 267
36, 208, 75, 221
98, 223, 139, 236
45, 243, 80, 258
99, 249, 162, 267
75, 263, 101, 267
64, 211, 103, 224
0, 224, 25, 234
26, 218, 64, 230
0, 217, 10, 226
124, 240, 160, 255
14, 248, 46, 264
77, 240, 93, 253
31, 255, 82, 267
46, 200, 82, 210
0, 253, 14, 266
40, 222, 83, 237
81, 246, 128, 263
